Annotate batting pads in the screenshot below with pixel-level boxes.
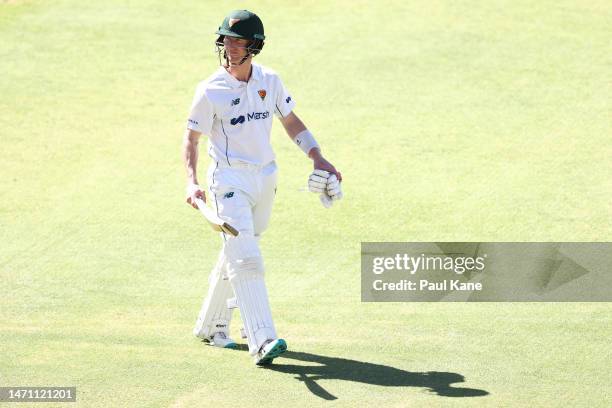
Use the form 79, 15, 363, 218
224, 234, 277, 355
193, 252, 234, 339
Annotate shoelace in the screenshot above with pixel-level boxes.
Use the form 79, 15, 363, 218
258, 339, 273, 354
215, 332, 227, 339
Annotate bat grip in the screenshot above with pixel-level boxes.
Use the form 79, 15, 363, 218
194, 197, 206, 209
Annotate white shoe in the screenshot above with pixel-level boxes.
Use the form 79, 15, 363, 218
206, 332, 237, 349
254, 338, 287, 366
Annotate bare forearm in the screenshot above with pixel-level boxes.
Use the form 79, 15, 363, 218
182, 130, 200, 185
308, 146, 323, 160
279, 111, 323, 158
283, 114, 307, 139
279, 112, 341, 181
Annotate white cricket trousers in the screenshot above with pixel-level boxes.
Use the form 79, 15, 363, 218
193, 159, 278, 355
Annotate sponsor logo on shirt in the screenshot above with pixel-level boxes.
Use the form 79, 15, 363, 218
231, 98, 240, 106
286, 96, 292, 103
247, 111, 270, 121
230, 116, 245, 125
188, 118, 199, 126
230, 111, 270, 125
223, 192, 234, 199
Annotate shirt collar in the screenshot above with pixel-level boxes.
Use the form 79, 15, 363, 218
250, 63, 262, 82
219, 63, 261, 88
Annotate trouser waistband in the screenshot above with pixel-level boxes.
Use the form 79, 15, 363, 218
214, 160, 275, 172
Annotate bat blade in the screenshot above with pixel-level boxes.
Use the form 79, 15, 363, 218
194, 198, 239, 237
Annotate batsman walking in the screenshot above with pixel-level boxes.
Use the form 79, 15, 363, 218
182, 10, 343, 365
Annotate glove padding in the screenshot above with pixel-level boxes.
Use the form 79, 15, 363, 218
319, 193, 333, 208
308, 169, 343, 208
308, 169, 329, 193
326, 174, 343, 201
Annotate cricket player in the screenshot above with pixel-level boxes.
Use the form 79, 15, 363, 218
182, 10, 343, 365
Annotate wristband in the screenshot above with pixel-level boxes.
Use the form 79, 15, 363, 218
294, 129, 319, 156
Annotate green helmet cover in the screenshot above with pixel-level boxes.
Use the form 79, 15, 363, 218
216, 10, 265, 41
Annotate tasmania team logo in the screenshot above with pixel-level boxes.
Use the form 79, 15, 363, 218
258, 89, 266, 101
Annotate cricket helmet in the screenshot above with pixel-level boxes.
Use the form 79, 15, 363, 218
215, 10, 265, 58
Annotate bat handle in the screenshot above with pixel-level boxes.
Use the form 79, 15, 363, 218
194, 197, 206, 209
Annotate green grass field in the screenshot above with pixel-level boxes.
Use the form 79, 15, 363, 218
1, 0, 610, 406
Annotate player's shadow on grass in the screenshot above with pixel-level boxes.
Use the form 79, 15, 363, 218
232, 345, 488, 400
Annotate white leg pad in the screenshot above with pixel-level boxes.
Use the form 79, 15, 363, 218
224, 235, 277, 355
193, 253, 235, 339
227, 297, 238, 309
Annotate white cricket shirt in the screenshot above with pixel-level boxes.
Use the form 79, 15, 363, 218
187, 62, 296, 165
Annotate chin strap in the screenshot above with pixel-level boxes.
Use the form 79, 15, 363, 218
216, 46, 252, 67
231, 54, 251, 66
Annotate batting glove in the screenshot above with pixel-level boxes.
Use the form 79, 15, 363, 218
308, 169, 329, 194
326, 174, 343, 201
308, 169, 342, 208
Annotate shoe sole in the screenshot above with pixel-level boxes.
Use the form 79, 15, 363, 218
202, 338, 238, 349
256, 339, 287, 366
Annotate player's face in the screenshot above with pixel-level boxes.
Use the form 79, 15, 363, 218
223, 36, 249, 62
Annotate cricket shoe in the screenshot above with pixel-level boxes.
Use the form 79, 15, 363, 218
254, 338, 287, 366
205, 332, 237, 349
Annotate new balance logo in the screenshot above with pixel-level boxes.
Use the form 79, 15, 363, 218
286, 96, 291, 103
224, 192, 234, 199
231, 98, 240, 106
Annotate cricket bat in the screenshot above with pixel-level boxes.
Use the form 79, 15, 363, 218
194, 198, 239, 237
